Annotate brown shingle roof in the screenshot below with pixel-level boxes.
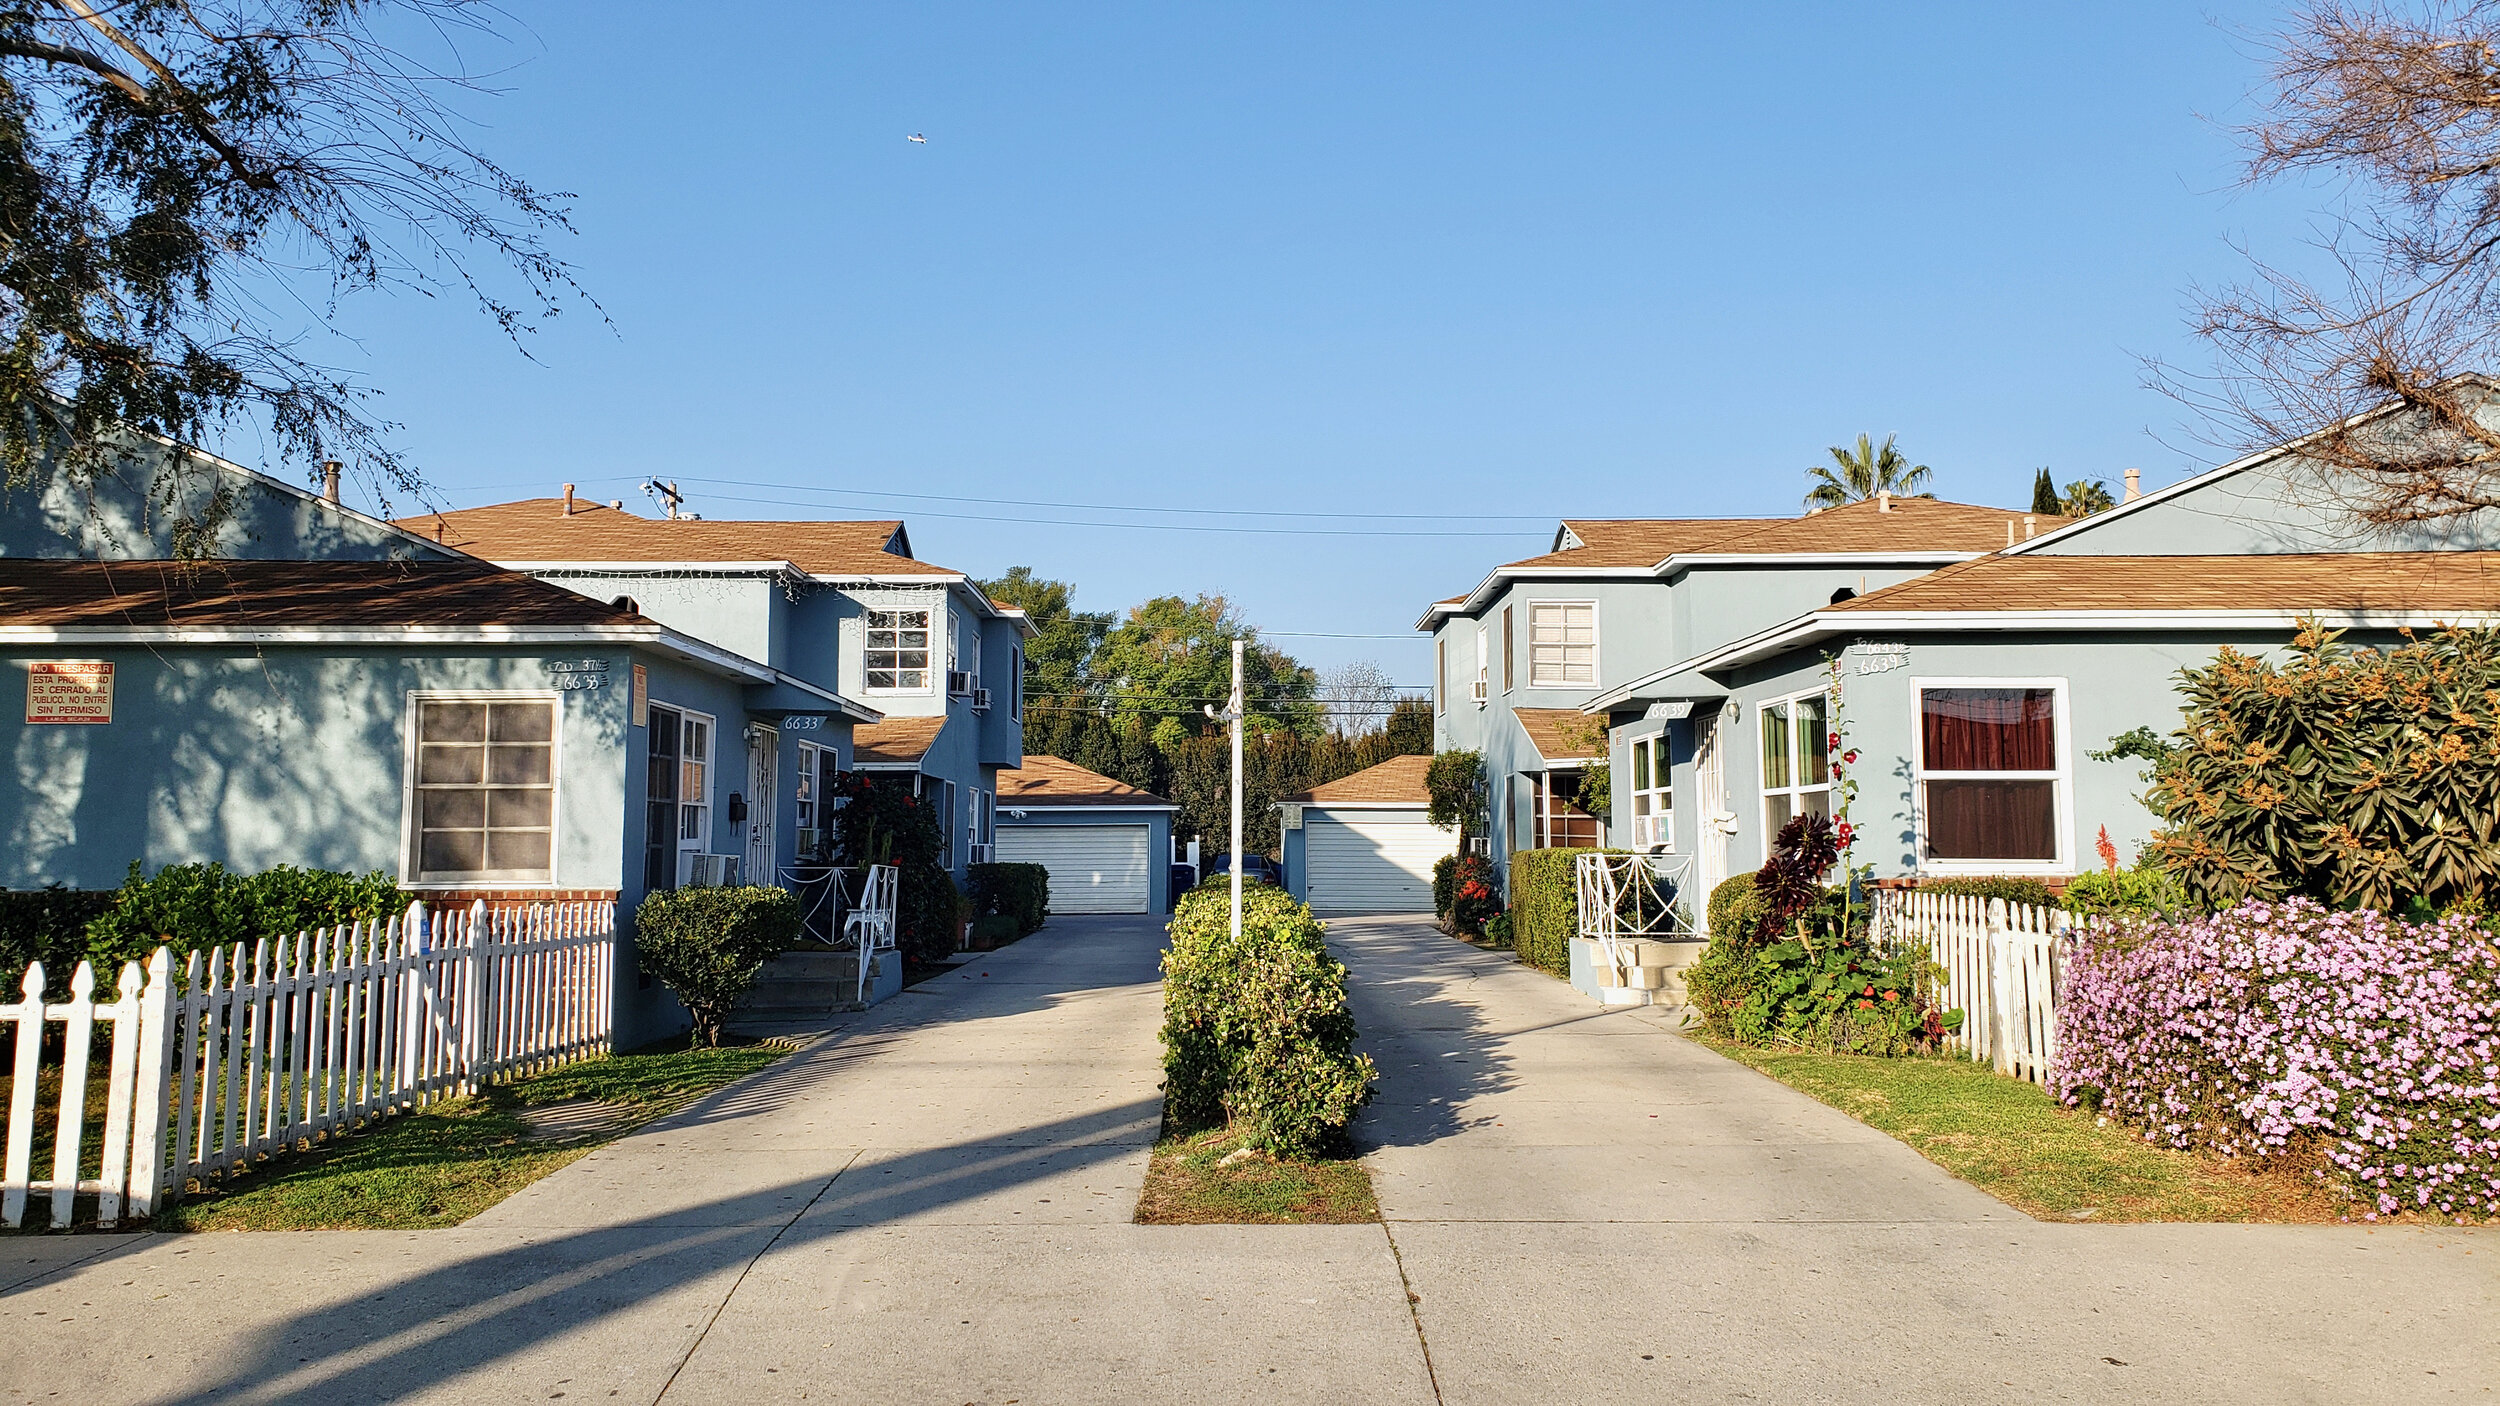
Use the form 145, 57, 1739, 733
1505, 518, 1785, 571
1512, 707, 1606, 763
1827, 552, 2500, 615
1280, 753, 1434, 805
1696, 497, 2051, 556
850, 715, 948, 766
398, 500, 970, 580
0, 558, 643, 629
998, 756, 1173, 806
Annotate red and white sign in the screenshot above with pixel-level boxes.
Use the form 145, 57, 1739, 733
26, 661, 112, 724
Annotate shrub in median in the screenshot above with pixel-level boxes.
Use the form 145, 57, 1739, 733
967, 861, 1050, 936
1159, 883, 1375, 1156
634, 885, 801, 1047
2054, 897, 2500, 1220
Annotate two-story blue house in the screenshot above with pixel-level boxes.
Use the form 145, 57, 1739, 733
2, 442, 886, 1042
409, 494, 1034, 887
1419, 496, 2037, 900
1584, 410, 2500, 911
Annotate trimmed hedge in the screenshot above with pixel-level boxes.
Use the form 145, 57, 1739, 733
1705, 872, 1763, 946
0, 886, 119, 994
1507, 848, 1604, 977
634, 885, 801, 1046
1916, 875, 2056, 909
1159, 882, 1375, 1156
966, 862, 1050, 936
84, 862, 406, 974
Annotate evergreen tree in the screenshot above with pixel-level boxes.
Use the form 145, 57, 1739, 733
2031, 468, 2061, 515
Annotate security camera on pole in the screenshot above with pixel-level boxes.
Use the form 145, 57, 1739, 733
1203, 637, 1246, 939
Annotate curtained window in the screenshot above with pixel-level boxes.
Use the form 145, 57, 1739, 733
1919, 686, 2060, 864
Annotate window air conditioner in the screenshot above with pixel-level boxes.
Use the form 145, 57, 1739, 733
970, 687, 992, 713
1470, 678, 1488, 705
680, 852, 742, 888
947, 670, 975, 697
967, 842, 994, 865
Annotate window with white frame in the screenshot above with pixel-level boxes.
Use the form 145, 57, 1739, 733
865, 608, 932, 692
971, 786, 994, 857
1435, 639, 1448, 714
410, 694, 557, 884
1629, 732, 1672, 851
1010, 645, 1024, 721
1917, 682, 2065, 868
1527, 602, 1596, 686
795, 740, 834, 860
923, 775, 958, 863
1758, 690, 1832, 837
643, 704, 712, 890
1474, 626, 1488, 702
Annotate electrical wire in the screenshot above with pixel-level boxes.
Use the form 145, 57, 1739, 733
585, 473, 1558, 525
664, 488, 1541, 538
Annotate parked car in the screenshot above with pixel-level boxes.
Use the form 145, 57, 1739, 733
1201, 854, 1283, 888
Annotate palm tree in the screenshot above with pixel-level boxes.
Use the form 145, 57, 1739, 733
1804, 434, 1934, 510
2058, 479, 2117, 516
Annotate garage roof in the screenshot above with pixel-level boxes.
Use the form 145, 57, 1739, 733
1280, 754, 1434, 806
999, 755, 1175, 807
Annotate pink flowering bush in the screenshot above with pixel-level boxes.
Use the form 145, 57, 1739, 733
2054, 898, 2500, 1219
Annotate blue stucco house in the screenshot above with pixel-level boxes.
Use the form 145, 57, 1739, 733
1418, 496, 2041, 892
406, 494, 1035, 889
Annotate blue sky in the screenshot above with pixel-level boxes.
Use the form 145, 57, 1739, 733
296, 2, 2326, 686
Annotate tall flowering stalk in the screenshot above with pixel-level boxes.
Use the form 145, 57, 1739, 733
2056, 898, 2500, 1219
1825, 653, 1868, 933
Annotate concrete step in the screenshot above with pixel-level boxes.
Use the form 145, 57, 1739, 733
738, 947, 899, 1015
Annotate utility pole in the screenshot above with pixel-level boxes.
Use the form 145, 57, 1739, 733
1205, 637, 1246, 939
1229, 637, 1245, 939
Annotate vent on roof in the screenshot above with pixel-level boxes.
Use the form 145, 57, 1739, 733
612, 595, 639, 615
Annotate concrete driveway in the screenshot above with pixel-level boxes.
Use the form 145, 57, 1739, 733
1, 912, 2492, 1404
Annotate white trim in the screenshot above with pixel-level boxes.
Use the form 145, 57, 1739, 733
1909, 676, 2073, 877
1524, 598, 1600, 689
649, 702, 719, 868
1753, 686, 1833, 844
1001, 802, 1179, 814
0, 623, 784, 683
507, 560, 803, 576
399, 689, 565, 889
1415, 550, 1986, 627
1272, 801, 1433, 812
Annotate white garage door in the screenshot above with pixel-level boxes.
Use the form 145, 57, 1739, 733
1305, 812, 1455, 915
996, 824, 1152, 914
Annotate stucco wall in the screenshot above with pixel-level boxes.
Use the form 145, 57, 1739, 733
1, 447, 445, 563
2029, 453, 2500, 556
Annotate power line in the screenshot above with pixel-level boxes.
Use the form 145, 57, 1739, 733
659, 488, 1541, 538
592, 473, 1558, 525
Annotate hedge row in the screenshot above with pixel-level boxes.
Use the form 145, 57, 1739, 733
966, 862, 1050, 936
1507, 848, 1603, 976
2, 863, 406, 996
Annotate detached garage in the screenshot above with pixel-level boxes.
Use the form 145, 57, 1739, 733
1278, 755, 1457, 915
995, 756, 1177, 915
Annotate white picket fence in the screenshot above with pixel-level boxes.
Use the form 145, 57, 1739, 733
1871, 889, 2091, 1086
1, 898, 614, 1229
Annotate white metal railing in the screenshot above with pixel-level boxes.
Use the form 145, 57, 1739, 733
1574, 852, 1694, 999
1, 898, 614, 1229
842, 864, 901, 1005
1871, 889, 2085, 1086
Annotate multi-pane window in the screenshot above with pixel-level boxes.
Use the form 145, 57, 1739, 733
1534, 772, 1602, 848
1502, 605, 1515, 692
411, 696, 556, 883
795, 740, 832, 861
866, 608, 932, 691
926, 776, 958, 863
1528, 602, 1596, 686
1629, 733, 1672, 852
644, 704, 712, 890
1474, 627, 1488, 702
1759, 691, 1832, 837
971, 787, 995, 856
1919, 684, 2063, 866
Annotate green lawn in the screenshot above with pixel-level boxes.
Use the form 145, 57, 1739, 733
1692, 1034, 2351, 1223
158, 1038, 786, 1232
1135, 1127, 1380, 1225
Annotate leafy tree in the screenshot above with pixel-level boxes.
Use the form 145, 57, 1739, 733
976, 567, 1111, 712
2059, 479, 2116, 516
1424, 750, 1488, 841
1380, 697, 1433, 755
1089, 594, 1322, 739
2030, 468, 2061, 516
1804, 434, 1934, 510
0, 0, 587, 535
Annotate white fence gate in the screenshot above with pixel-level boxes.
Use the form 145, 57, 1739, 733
1871, 889, 2085, 1087
1, 899, 614, 1229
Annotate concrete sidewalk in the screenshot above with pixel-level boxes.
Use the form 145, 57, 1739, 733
1331, 915, 2498, 1404
3, 912, 2493, 1404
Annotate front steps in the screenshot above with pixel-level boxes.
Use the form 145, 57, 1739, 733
1568, 934, 1705, 1008
738, 945, 903, 1018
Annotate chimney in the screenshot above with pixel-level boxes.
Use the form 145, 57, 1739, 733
2123, 468, 2142, 502
609, 499, 624, 510
2023, 514, 2037, 539
562, 483, 577, 516
1877, 490, 1892, 514
320, 460, 341, 504
2006, 519, 2016, 548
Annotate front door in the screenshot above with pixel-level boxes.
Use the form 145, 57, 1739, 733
1694, 711, 1730, 928
746, 725, 778, 883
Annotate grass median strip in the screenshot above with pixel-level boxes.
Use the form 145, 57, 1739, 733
160, 1037, 787, 1232
1135, 1127, 1379, 1225
1691, 1034, 2348, 1223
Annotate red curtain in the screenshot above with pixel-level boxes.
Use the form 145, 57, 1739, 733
1921, 689, 2055, 771
1924, 780, 2056, 860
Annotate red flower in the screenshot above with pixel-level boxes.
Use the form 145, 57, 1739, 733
1843, 749, 1859, 764
1862, 984, 1876, 997
1856, 999, 1875, 1011
1827, 731, 1841, 751
1881, 989, 1900, 1002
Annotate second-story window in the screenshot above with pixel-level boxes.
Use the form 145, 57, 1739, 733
1528, 602, 1596, 686
866, 608, 932, 691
